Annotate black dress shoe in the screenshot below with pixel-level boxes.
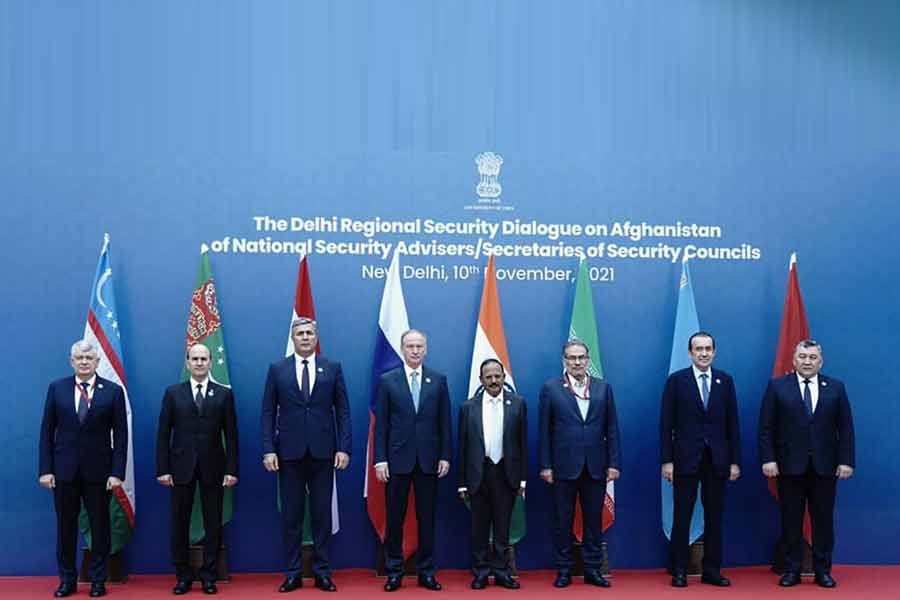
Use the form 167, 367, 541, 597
89, 583, 107, 597
815, 572, 836, 588
173, 580, 192, 595
779, 572, 801, 587
671, 571, 688, 588
701, 573, 731, 587
584, 570, 611, 588
417, 575, 442, 591
55, 583, 76, 598
553, 572, 571, 588
315, 575, 337, 592
202, 580, 218, 594
279, 576, 303, 593
471, 575, 488, 590
494, 574, 520, 589
384, 576, 402, 592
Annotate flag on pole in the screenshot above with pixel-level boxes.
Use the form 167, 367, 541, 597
770, 253, 812, 543
661, 258, 704, 543
79, 234, 135, 553
182, 244, 234, 543
567, 258, 615, 540
283, 255, 339, 543
364, 249, 418, 557
466, 256, 525, 543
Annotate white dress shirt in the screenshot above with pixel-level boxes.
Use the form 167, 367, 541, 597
295, 353, 317, 392
692, 364, 711, 405
73, 375, 97, 413
190, 376, 210, 400
568, 374, 590, 420
483, 393, 504, 464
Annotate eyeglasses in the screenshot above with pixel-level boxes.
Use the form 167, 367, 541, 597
564, 355, 588, 362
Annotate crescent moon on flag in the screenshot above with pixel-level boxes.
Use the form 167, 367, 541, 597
96, 268, 112, 309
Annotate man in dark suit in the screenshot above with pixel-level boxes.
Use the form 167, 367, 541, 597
156, 343, 239, 595
660, 331, 741, 588
374, 329, 452, 592
457, 359, 526, 590
39, 340, 128, 598
759, 339, 855, 588
261, 317, 352, 593
538, 340, 621, 588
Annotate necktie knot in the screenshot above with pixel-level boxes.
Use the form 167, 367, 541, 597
302, 359, 309, 366
80, 382, 90, 390
700, 373, 708, 380
803, 379, 811, 385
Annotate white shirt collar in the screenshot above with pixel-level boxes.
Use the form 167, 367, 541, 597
692, 365, 712, 380
796, 372, 819, 386
190, 376, 210, 389
404, 363, 422, 380
295, 352, 316, 369
75, 375, 97, 388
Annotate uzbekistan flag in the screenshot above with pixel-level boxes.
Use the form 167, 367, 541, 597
81, 234, 135, 553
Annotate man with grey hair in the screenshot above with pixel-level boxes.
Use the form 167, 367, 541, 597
374, 329, 452, 592
261, 317, 351, 593
759, 339, 855, 588
39, 340, 128, 598
539, 340, 621, 588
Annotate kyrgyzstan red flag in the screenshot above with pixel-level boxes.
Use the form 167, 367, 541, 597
769, 252, 812, 543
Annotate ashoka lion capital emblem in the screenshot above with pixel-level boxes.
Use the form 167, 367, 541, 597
475, 152, 503, 199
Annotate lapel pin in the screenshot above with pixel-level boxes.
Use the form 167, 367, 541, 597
209, 389, 215, 397
318, 367, 324, 373
97, 383, 104, 389
822, 381, 827, 387
505, 400, 511, 406
425, 377, 431, 384
715, 378, 721, 385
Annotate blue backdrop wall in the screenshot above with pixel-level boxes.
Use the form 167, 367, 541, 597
2, 1, 899, 575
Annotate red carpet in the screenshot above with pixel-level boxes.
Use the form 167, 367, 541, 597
1, 566, 896, 599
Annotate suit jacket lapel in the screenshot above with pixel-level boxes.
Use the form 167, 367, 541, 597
561, 377, 584, 421
473, 394, 485, 445
397, 368, 415, 412
584, 379, 602, 422
501, 392, 516, 442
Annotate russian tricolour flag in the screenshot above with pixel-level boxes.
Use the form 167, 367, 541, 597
364, 249, 418, 556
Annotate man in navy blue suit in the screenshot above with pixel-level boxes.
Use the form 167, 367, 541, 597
659, 331, 741, 588
759, 339, 855, 588
538, 340, 621, 588
156, 343, 239, 595
374, 329, 452, 592
39, 340, 128, 599
261, 317, 352, 593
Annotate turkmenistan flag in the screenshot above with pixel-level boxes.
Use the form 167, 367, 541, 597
466, 255, 525, 543
567, 258, 615, 539
182, 244, 234, 543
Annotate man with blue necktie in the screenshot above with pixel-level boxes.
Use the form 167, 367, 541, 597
759, 339, 855, 588
39, 340, 128, 598
374, 329, 452, 592
660, 331, 741, 588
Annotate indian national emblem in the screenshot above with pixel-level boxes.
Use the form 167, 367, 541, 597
475, 152, 503, 199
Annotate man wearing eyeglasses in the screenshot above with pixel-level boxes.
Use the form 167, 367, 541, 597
660, 331, 741, 588
538, 340, 621, 588
759, 339, 855, 588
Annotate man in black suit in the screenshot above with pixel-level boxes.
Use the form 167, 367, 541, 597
538, 340, 621, 588
759, 339, 855, 588
659, 331, 741, 588
374, 329, 452, 592
156, 343, 239, 595
457, 359, 526, 590
261, 317, 351, 593
39, 339, 128, 598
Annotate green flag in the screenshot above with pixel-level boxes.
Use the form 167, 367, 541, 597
182, 244, 234, 544
567, 259, 615, 535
